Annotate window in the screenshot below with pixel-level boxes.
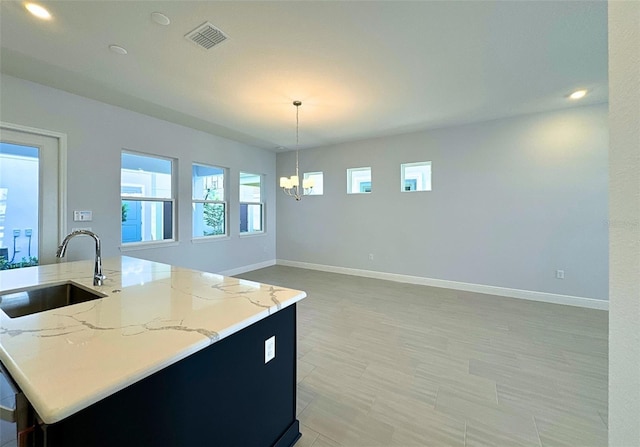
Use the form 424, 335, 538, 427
239, 172, 263, 234
303, 171, 324, 195
347, 167, 372, 194
0, 126, 62, 268
121, 151, 174, 244
192, 164, 227, 238
401, 161, 432, 192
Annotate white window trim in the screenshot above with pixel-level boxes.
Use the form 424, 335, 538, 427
303, 171, 324, 196
239, 200, 265, 235
120, 240, 179, 251
191, 200, 228, 240
191, 235, 231, 243
121, 150, 176, 245
400, 161, 432, 192
192, 163, 228, 240
347, 167, 372, 195
239, 172, 265, 235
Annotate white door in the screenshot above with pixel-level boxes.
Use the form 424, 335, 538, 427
0, 126, 63, 266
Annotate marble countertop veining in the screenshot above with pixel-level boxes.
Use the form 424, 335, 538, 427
0, 256, 306, 424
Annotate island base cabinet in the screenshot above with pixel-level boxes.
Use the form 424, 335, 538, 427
39, 304, 300, 447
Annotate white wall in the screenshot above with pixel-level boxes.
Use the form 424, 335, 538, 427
277, 104, 608, 301
608, 0, 640, 444
0, 75, 276, 274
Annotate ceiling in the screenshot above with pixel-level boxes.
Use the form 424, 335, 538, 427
0, 1, 608, 152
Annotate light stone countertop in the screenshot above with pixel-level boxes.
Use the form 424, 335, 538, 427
0, 256, 306, 424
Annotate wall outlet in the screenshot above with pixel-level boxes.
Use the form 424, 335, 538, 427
368, 253, 374, 261
265, 336, 276, 364
556, 270, 565, 279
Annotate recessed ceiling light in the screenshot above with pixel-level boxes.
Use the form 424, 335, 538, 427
151, 12, 171, 26
569, 89, 588, 100
24, 2, 51, 20
109, 45, 128, 55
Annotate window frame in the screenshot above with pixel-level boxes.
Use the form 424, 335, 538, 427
191, 162, 228, 240
400, 161, 432, 192
120, 150, 176, 247
239, 171, 265, 235
303, 171, 324, 196
347, 167, 372, 195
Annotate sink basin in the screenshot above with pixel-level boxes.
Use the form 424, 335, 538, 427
0, 282, 106, 319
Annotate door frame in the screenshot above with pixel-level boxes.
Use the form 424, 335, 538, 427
0, 122, 67, 265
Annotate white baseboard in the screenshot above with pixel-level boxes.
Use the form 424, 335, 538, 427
219, 259, 276, 277
276, 259, 609, 311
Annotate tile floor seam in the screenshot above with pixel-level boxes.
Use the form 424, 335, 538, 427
533, 415, 543, 447
319, 432, 343, 447
463, 420, 468, 447
598, 410, 608, 428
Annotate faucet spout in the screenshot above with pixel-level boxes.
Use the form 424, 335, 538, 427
56, 230, 106, 286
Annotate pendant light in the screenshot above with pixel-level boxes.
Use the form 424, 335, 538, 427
279, 100, 314, 200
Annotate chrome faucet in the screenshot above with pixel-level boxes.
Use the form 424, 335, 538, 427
56, 230, 106, 286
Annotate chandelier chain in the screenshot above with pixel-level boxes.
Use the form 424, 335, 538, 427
295, 103, 300, 177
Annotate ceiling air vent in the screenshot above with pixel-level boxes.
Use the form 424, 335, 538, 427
185, 22, 228, 50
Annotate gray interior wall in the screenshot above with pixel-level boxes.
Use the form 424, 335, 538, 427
0, 75, 276, 273
608, 0, 640, 443
277, 104, 608, 300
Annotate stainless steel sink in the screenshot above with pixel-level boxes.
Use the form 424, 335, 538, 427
0, 283, 106, 319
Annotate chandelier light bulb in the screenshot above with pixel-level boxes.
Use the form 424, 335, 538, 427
25, 2, 52, 20
569, 89, 587, 100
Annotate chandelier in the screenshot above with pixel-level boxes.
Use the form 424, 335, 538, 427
279, 100, 314, 200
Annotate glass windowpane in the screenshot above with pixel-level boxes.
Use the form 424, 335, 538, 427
192, 164, 225, 201
401, 162, 432, 192
0, 143, 39, 268
121, 152, 172, 199
303, 172, 324, 195
240, 172, 262, 202
193, 202, 226, 237
121, 200, 173, 243
240, 203, 262, 233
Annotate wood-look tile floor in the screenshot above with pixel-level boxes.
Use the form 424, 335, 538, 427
236, 266, 608, 447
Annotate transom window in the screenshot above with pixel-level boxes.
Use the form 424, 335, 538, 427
192, 163, 227, 238
303, 171, 324, 195
239, 172, 264, 234
347, 167, 372, 194
401, 161, 432, 192
121, 151, 174, 244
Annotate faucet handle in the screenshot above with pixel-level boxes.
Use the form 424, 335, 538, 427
94, 274, 107, 286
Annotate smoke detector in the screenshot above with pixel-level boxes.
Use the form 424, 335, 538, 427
185, 22, 228, 50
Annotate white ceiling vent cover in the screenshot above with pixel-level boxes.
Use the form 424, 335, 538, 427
185, 22, 228, 50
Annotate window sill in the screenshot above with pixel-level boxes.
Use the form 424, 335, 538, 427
120, 240, 178, 251
192, 235, 230, 244
239, 232, 266, 238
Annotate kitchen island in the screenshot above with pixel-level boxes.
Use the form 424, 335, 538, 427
0, 256, 306, 446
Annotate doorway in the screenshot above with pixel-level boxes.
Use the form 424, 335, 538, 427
0, 125, 63, 267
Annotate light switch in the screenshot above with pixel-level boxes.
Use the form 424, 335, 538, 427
73, 210, 93, 222
265, 336, 276, 364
